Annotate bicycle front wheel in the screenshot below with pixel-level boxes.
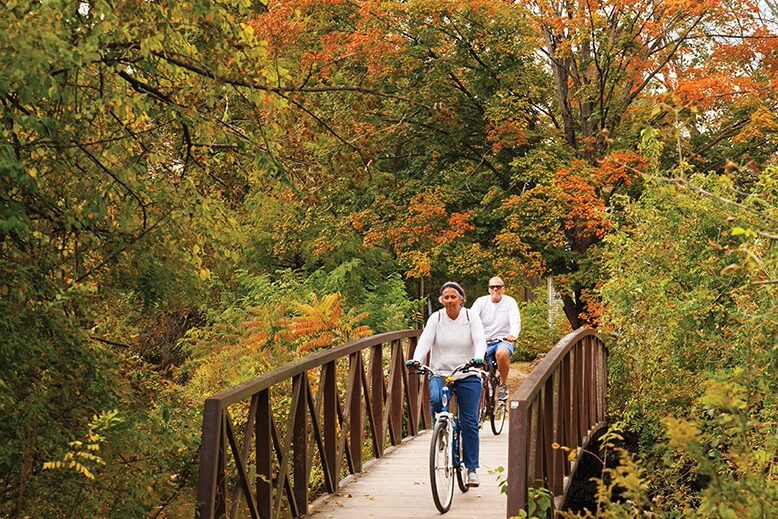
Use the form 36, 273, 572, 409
430, 419, 455, 513
455, 427, 468, 493
477, 380, 488, 428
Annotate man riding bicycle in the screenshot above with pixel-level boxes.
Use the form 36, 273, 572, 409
406, 281, 486, 487
470, 276, 521, 401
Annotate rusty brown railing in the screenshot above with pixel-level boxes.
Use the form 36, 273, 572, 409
195, 330, 429, 519
506, 328, 607, 516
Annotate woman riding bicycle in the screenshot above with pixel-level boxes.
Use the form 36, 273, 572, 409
406, 281, 487, 487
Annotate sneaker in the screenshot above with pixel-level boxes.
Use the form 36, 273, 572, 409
497, 384, 508, 401
467, 470, 480, 487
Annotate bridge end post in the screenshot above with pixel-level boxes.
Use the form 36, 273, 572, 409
196, 398, 224, 519
507, 399, 529, 518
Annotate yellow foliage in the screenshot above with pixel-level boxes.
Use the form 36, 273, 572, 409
42, 410, 121, 481
663, 416, 700, 450
276, 292, 373, 355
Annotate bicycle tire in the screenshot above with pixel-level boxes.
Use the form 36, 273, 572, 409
455, 423, 468, 493
490, 390, 506, 435
430, 419, 455, 513
477, 377, 488, 428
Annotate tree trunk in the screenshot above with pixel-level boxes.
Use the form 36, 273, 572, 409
561, 293, 583, 330
543, 28, 577, 150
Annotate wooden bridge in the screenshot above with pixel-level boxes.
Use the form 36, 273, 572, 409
195, 327, 607, 518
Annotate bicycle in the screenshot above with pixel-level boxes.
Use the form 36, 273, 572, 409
481, 354, 507, 435
409, 362, 476, 513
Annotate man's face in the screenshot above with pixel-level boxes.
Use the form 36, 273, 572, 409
488, 278, 504, 303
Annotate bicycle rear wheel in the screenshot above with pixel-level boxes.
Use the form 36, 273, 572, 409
490, 388, 506, 435
430, 419, 455, 513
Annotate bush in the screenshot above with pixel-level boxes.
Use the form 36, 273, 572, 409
513, 287, 569, 361
598, 169, 778, 515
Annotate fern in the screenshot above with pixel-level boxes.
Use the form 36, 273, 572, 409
278, 292, 373, 354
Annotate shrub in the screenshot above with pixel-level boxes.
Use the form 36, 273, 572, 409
513, 287, 569, 361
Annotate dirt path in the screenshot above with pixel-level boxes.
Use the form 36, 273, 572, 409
506, 361, 533, 394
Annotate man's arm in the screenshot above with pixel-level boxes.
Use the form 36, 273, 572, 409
469, 311, 487, 361
507, 297, 521, 341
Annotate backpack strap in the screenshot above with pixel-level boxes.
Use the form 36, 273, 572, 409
438, 308, 470, 322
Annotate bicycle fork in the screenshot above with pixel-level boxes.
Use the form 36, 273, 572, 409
435, 384, 456, 470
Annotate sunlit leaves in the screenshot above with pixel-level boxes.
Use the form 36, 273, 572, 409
42, 410, 123, 481
276, 292, 373, 354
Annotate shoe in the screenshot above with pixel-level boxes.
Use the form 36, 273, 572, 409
467, 470, 480, 487
497, 384, 508, 401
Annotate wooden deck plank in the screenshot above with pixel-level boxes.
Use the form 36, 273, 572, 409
307, 424, 509, 519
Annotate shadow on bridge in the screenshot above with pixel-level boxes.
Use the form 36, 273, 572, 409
195, 328, 606, 518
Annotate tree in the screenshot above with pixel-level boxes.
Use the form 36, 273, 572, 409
498, 0, 778, 325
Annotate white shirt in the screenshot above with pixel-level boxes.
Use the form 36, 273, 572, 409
470, 294, 521, 342
412, 308, 487, 379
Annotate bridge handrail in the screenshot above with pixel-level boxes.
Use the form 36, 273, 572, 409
203, 330, 417, 408
196, 329, 428, 519
507, 327, 607, 516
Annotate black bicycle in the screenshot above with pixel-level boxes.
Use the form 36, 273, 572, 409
480, 356, 506, 435
409, 362, 474, 513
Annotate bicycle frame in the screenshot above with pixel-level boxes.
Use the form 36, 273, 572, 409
436, 377, 457, 471
420, 367, 462, 468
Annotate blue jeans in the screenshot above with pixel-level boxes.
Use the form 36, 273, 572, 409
486, 340, 514, 364
429, 375, 482, 470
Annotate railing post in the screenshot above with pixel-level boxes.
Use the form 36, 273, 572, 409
406, 338, 420, 435
215, 415, 227, 518
507, 400, 529, 517
389, 340, 403, 444
560, 355, 572, 484
323, 361, 338, 489
584, 337, 594, 433
542, 379, 555, 492
551, 370, 564, 496
255, 390, 272, 519
293, 374, 309, 515
370, 344, 384, 457
196, 399, 223, 519
599, 340, 608, 423
349, 352, 363, 472
568, 348, 581, 447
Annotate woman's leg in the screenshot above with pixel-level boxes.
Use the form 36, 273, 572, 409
428, 376, 444, 419
455, 376, 482, 470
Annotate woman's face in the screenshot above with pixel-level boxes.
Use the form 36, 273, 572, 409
441, 287, 463, 312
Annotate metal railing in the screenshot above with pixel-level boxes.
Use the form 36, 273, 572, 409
195, 330, 428, 519
506, 328, 607, 516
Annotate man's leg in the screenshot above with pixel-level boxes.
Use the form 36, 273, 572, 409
495, 341, 515, 399
485, 341, 498, 366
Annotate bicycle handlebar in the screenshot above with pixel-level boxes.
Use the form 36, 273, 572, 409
409, 361, 477, 378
